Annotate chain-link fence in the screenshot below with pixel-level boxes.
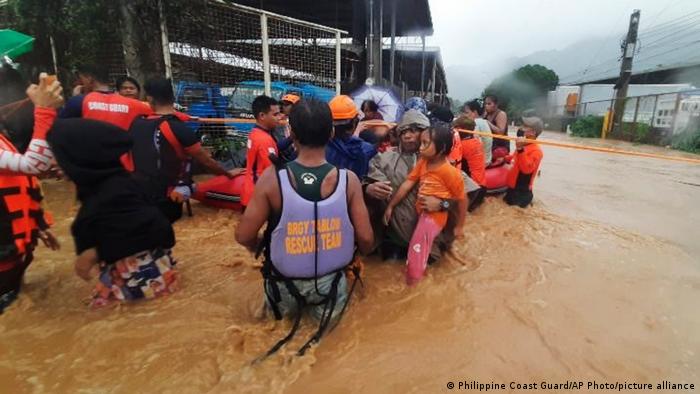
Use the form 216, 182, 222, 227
547, 89, 700, 139
163, 1, 343, 166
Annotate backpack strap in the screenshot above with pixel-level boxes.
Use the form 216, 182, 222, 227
158, 120, 187, 161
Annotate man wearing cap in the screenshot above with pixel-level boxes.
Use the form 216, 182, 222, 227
275, 93, 300, 163
326, 95, 377, 178
363, 110, 456, 261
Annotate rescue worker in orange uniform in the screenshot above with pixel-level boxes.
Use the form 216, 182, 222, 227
454, 116, 486, 212
0, 73, 63, 313
59, 65, 151, 130
504, 117, 544, 208
241, 95, 282, 207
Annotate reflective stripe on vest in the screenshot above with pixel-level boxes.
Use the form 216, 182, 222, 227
269, 168, 355, 279
0, 135, 45, 259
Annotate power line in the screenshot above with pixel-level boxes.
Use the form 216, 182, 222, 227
579, 3, 631, 78
643, 0, 682, 29
635, 39, 700, 63
563, 11, 700, 83
639, 24, 700, 52
637, 9, 700, 37
568, 40, 700, 83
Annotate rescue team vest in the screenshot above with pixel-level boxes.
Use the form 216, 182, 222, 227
269, 169, 355, 279
0, 135, 47, 263
81, 92, 148, 130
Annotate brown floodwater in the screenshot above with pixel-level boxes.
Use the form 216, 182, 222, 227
1, 132, 699, 393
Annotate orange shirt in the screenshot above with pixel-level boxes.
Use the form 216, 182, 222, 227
241, 127, 278, 206
506, 143, 543, 190
460, 137, 486, 186
407, 158, 465, 227
81, 92, 152, 130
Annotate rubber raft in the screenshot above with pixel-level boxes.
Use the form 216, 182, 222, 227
192, 165, 510, 210
192, 174, 246, 211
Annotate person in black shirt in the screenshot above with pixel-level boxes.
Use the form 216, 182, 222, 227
129, 78, 242, 223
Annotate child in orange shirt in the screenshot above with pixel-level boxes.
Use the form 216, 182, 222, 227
384, 122, 467, 285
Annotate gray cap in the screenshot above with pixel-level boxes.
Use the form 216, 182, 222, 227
397, 109, 430, 132
521, 116, 544, 135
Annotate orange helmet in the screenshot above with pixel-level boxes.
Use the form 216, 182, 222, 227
329, 95, 359, 121
281, 94, 300, 104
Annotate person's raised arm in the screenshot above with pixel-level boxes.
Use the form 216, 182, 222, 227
235, 166, 274, 252
0, 73, 63, 176
346, 171, 374, 255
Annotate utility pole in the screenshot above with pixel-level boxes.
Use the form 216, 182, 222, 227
611, 10, 640, 137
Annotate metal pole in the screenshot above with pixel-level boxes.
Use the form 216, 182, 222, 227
158, 0, 172, 79
632, 97, 640, 137
612, 10, 640, 135
430, 56, 436, 101
649, 94, 659, 128
335, 31, 342, 95
261, 13, 271, 96
420, 35, 426, 95
670, 93, 683, 134
49, 36, 59, 76
367, 0, 374, 81
389, 0, 396, 85
378, 0, 383, 83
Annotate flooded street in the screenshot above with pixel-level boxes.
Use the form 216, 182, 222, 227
1, 132, 699, 393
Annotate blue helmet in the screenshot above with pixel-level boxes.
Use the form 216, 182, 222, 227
404, 96, 427, 115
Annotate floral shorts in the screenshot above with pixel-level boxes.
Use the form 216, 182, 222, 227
91, 249, 178, 308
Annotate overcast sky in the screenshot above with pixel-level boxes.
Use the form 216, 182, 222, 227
427, 0, 700, 67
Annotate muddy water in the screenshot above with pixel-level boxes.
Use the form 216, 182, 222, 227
1, 132, 699, 393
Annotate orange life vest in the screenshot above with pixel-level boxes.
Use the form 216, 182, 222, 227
0, 134, 50, 264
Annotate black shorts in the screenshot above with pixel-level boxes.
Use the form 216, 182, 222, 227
504, 188, 533, 208
0, 252, 33, 313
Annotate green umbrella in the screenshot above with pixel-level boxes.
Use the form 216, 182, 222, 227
0, 29, 35, 60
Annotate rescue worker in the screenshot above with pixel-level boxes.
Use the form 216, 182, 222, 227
454, 116, 486, 212
129, 78, 242, 223
326, 95, 376, 178
504, 117, 544, 208
59, 64, 151, 131
235, 99, 373, 358
241, 95, 282, 208
0, 73, 63, 313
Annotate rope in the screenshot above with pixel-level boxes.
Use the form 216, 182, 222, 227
455, 128, 700, 165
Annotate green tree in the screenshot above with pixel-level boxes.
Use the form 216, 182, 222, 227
2, 0, 189, 85
483, 64, 559, 118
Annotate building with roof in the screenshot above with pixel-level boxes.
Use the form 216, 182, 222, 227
234, 0, 448, 101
